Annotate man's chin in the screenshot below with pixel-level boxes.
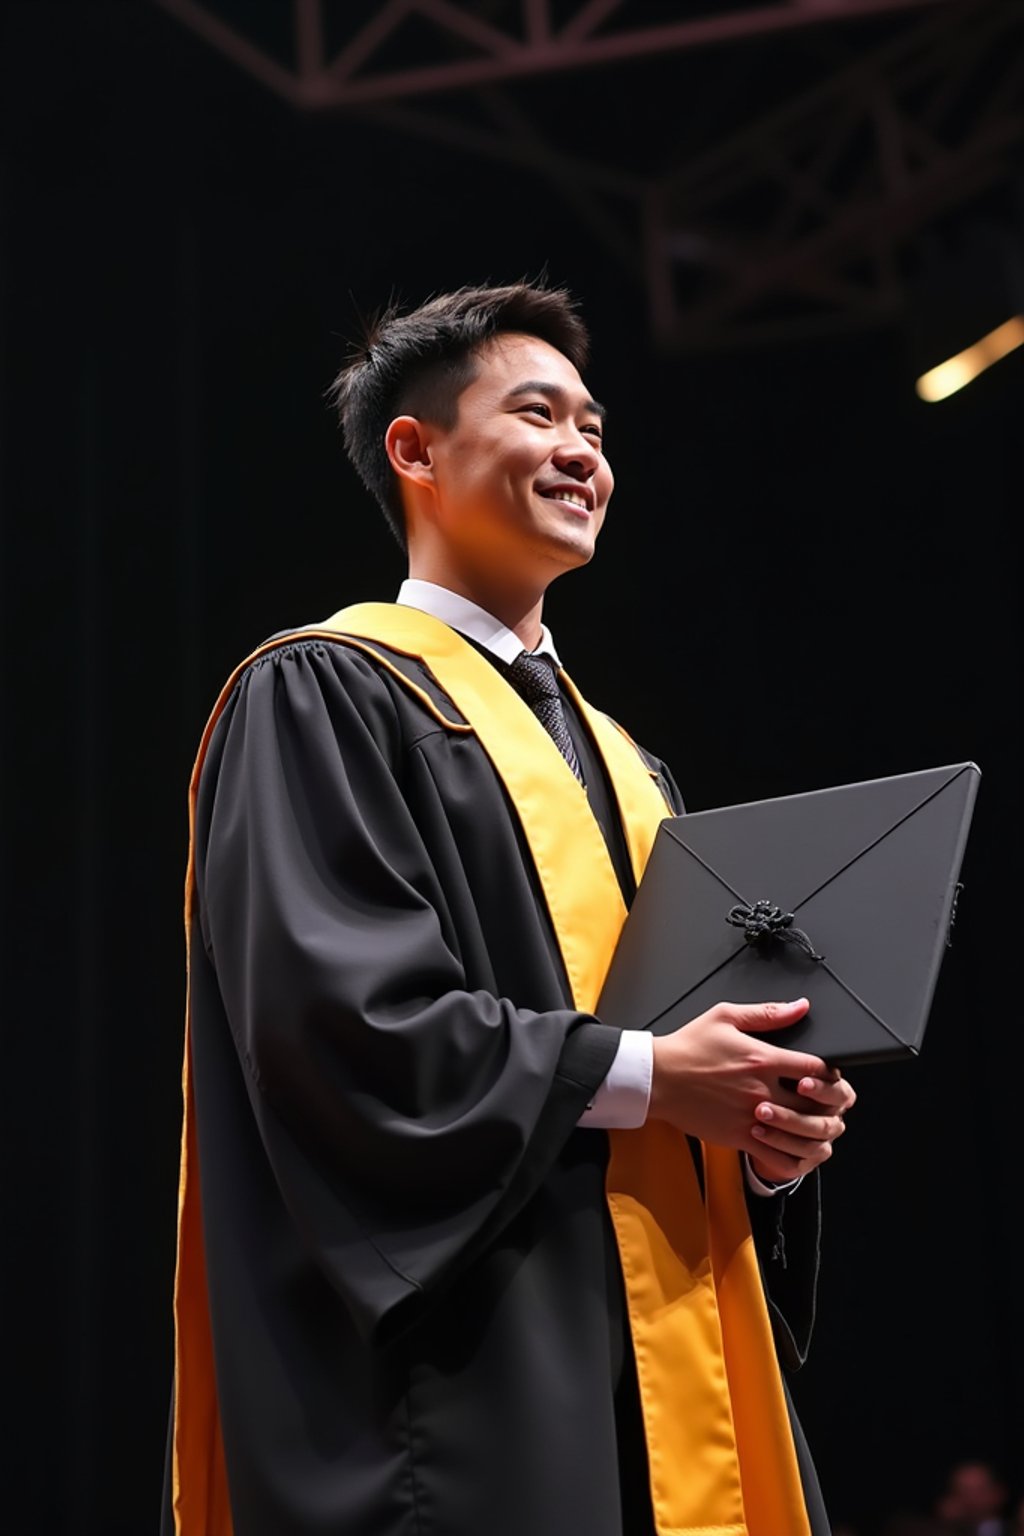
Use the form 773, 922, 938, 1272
537, 515, 599, 562
550, 532, 598, 572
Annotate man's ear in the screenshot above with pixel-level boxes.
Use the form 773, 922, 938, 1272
385, 415, 435, 495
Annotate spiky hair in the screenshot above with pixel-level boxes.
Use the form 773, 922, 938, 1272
328, 279, 590, 548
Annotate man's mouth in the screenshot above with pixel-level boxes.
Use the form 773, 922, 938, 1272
538, 485, 593, 514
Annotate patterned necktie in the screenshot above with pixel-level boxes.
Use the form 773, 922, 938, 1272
507, 651, 584, 783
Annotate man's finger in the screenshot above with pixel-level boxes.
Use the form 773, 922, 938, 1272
724, 998, 810, 1032
721, 998, 835, 1081
754, 1104, 846, 1143
797, 1074, 855, 1106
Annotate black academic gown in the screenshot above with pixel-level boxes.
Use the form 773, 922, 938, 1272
162, 635, 825, 1536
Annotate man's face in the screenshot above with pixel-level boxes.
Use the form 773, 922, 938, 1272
419, 332, 613, 589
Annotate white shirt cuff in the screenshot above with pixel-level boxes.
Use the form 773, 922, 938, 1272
743, 1154, 804, 1198
577, 1030, 653, 1130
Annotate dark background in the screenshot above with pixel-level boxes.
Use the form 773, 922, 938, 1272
2, 3, 1020, 1532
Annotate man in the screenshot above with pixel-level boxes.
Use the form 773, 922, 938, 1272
163, 280, 855, 1536
934, 1460, 1011, 1535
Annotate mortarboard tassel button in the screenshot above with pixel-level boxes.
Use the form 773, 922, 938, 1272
726, 899, 825, 963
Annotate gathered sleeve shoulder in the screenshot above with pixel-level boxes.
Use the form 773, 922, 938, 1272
191, 638, 620, 1342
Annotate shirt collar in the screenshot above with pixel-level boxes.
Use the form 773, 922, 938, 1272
396, 578, 562, 668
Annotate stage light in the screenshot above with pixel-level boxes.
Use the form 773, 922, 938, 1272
915, 314, 1024, 402
905, 213, 1024, 403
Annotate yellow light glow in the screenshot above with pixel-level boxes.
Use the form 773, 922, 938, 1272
915, 314, 1024, 402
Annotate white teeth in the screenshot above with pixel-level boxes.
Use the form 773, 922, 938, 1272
548, 490, 587, 508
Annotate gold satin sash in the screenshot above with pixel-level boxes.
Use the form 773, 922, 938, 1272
170, 603, 810, 1536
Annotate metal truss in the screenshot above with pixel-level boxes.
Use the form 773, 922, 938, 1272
150, 0, 957, 106
649, 0, 1024, 347
150, 0, 1023, 349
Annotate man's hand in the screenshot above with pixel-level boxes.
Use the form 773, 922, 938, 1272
648, 998, 856, 1182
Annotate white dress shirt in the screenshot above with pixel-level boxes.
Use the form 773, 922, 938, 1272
396, 579, 796, 1195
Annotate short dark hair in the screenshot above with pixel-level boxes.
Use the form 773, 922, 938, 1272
328, 280, 591, 548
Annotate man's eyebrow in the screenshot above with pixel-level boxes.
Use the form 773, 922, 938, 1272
503, 380, 606, 421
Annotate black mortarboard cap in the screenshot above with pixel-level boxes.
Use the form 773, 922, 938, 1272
598, 762, 981, 1067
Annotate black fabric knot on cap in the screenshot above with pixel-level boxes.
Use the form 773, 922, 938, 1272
726, 899, 825, 962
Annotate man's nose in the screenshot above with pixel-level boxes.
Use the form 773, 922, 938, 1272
552, 429, 600, 477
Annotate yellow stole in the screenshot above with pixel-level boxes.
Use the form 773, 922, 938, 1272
171, 603, 810, 1536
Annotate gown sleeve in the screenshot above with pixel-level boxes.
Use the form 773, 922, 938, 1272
191, 640, 621, 1345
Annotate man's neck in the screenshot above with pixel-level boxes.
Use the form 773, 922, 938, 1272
405, 563, 546, 652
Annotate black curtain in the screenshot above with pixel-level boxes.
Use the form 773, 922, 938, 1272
3, 6, 1019, 1532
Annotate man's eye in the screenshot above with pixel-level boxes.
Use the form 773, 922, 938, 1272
524, 403, 552, 420
582, 424, 603, 441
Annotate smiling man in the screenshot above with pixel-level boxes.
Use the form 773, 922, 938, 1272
387, 329, 611, 615
163, 281, 854, 1536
